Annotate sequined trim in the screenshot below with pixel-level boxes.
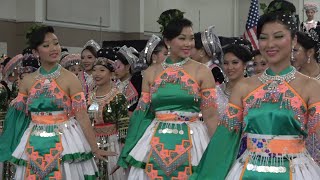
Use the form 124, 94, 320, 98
200, 88, 217, 109
219, 103, 243, 131
10, 93, 28, 113
25, 138, 63, 179
136, 92, 151, 111
151, 69, 200, 100
243, 82, 307, 130
27, 79, 73, 114
71, 92, 87, 112
155, 111, 199, 122
145, 137, 192, 177
306, 102, 320, 164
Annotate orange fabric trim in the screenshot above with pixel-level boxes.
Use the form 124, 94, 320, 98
308, 102, 320, 109
228, 103, 243, 111
155, 113, 198, 122
247, 138, 305, 154
243, 83, 266, 103
153, 69, 200, 89
284, 82, 307, 109
200, 88, 217, 109
145, 124, 160, 178
31, 114, 69, 124
240, 158, 249, 180
25, 136, 63, 179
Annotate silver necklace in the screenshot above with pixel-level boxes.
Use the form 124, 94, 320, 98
161, 58, 190, 70
35, 64, 62, 88
258, 67, 297, 90
35, 64, 62, 80
315, 73, 320, 80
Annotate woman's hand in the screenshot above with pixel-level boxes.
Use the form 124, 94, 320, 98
93, 149, 117, 161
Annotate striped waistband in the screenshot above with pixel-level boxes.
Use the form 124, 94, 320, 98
31, 111, 69, 124
155, 111, 200, 122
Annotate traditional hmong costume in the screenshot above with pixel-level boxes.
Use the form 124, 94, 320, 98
116, 46, 142, 112
0, 64, 98, 179
191, 66, 320, 180
118, 57, 216, 179
88, 87, 129, 180
87, 48, 129, 180
301, 3, 320, 32
0, 83, 10, 179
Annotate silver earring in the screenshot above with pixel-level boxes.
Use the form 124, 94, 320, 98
167, 46, 171, 56
37, 59, 41, 66
307, 56, 311, 63
291, 47, 294, 62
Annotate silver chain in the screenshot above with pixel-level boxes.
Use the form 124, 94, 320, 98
161, 58, 190, 70
258, 67, 297, 90
35, 64, 62, 81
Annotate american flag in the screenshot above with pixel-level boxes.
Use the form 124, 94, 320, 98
243, 0, 259, 50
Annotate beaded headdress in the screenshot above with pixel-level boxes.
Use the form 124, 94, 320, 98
94, 48, 115, 72
201, 26, 223, 64
140, 34, 161, 64
83, 40, 101, 52
118, 45, 139, 67
60, 54, 81, 69
307, 27, 320, 61
304, 2, 318, 12
2, 54, 23, 79
19, 50, 39, 75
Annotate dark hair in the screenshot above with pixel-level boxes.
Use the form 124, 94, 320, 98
117, 53, 129, 65
153, 40, 167, 55
296, 31, 319, 61
1, 57, 11, 67
194, 32, 203, 50
162, 18, 193, 40
252, 50, 261, 57
223, 44, 252, 63
257, 12, 297, 39
266, 0, 296, 14
81, 46, 97, 58
95, 48, 115, 72
27, 26, 55, 50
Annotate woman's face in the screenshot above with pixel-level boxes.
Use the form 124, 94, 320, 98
68, 64, 83, 76
114, 60, 130, 80
223, 52, 246, 81
152, 47, 168, 64
92, 65, 112, 86
306, 9, 316, 20
292, 43, 308, 71
258, 22, 294, 66
81, 49, 96, 71
166, 27, 195, 60
34, 33, 61, 64
253, 54, 268, 74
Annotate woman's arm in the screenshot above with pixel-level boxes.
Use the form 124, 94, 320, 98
198, 66, 219, 137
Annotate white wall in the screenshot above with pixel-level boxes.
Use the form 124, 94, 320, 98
144, 0, 237, 37
0, 0, 17, 21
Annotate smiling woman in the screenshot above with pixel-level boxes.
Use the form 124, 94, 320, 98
0, 26, 115, 180
116, 18, 219, 180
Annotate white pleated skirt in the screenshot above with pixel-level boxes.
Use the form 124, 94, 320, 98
127, 120, 210, 180
12, 117, 98, 180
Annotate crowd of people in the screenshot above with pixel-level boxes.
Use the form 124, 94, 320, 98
0, 0, 319, 179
